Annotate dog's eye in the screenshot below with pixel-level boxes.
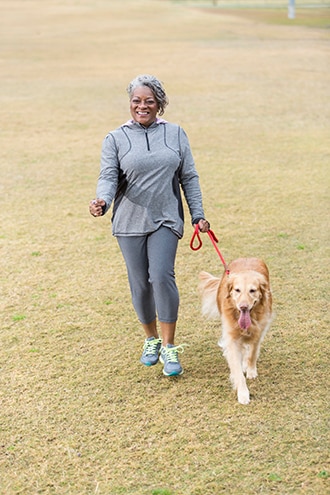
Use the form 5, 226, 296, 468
250, 289, 256, 294
234, 288, 241, 293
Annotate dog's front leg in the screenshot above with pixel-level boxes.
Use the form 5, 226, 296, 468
246, 342, 258, 379
224, 339, 250, 405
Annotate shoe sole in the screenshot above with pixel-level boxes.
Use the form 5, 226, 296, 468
140, 358, 159, 366
162, 368, 184, 376
159, 356, 183, 376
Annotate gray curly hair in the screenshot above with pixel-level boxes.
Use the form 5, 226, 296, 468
126, 74, 169, 116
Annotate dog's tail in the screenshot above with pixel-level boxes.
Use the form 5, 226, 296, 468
199, 271, 221, 319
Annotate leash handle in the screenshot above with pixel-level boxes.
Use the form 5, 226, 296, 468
190, 224, 203, 251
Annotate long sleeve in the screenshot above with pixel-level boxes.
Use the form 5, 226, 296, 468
178, 127, 205, 224
96, 133, 120, 214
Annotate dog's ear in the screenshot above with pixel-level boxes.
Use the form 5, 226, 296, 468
258, 274, 270, 298
226, 277, 233, 298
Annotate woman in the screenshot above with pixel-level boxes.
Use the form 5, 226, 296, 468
89, 74, 209, 376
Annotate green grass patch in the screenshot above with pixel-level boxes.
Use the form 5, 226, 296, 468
12, 314, 26, 322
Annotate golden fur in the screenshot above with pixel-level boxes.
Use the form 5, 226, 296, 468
199, 258, 273, 404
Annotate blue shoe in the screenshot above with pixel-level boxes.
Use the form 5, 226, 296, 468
140, 337, 162, 366
159, 344, 185, 376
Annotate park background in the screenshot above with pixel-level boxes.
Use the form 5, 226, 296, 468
1, 0, 329, 494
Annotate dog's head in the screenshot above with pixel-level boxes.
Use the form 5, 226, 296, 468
226, 271, 268, 330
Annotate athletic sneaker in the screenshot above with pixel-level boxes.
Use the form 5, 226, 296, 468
140, 337, 162, 366
159, 344, 185, 376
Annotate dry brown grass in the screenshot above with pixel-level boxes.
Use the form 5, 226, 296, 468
0, 1, 329, 494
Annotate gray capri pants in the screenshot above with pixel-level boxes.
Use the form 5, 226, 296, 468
116, 226, 179, 324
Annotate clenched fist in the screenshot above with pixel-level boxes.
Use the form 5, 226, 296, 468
89, 198, 106, 217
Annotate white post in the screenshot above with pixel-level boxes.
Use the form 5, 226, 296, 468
288, 0, 295, 19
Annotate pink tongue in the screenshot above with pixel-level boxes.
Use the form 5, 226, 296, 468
238, 309, 251, 330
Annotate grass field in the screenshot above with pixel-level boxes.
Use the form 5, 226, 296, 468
1, 1, 329, 494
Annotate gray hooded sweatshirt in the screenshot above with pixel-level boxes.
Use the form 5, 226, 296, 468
96, 118, 205, 238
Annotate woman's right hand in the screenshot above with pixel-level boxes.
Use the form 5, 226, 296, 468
89, 198, 106, 217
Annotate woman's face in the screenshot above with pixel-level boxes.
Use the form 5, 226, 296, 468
130, 86, 159, 127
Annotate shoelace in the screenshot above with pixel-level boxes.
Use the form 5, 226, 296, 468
162, 344, 187, 363
143, 338, 162, 355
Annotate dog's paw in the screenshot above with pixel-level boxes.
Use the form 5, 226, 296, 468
246, 367, 258, 380
237, 387, 250, 405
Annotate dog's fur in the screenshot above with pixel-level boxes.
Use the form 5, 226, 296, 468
199, 258, 272, 404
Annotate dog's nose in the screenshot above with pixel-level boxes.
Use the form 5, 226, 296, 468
239, 304, 249, 312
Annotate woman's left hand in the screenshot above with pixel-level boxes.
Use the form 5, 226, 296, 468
197, 219, 210, 233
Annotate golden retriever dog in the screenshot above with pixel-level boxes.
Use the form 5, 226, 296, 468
199, 258, 272, 404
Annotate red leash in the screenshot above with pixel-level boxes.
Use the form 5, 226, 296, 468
190, 224, 230, 275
